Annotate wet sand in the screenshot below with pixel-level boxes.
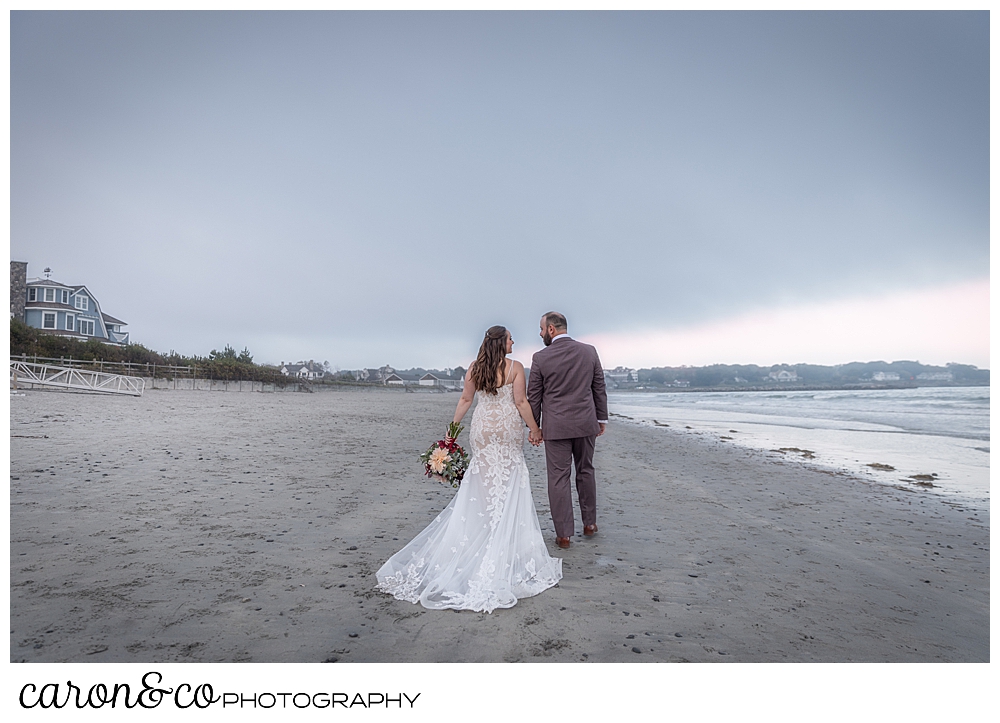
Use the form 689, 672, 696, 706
9, 388, 989, 662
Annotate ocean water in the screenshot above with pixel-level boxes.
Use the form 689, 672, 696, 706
608, 387, 990, 505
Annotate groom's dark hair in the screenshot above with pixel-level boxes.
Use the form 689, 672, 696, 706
543, 312, 567, 331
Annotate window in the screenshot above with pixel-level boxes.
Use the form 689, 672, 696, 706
44, 287, 55, 302
28, 288, 37, 302
79, 319, 95, 336
43, 312, 56, 329
61, 290, 68, 304
74, 295, 89, 311
66, 314, 75, 331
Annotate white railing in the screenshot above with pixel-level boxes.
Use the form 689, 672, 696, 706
10, 359, 145, 396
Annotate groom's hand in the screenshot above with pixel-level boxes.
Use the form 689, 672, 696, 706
529, 429, 543, 446
597, 423, 606, 437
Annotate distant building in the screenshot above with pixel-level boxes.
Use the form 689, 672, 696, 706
604, 366, 639, 385
354, 366, 394, 383
419, 372, 465, 390
871, 371, 900, 382
671, 379, 691, 387
916, 371, 953, 382
385, 372, 422, 386
13, 262, 129, 345
768, 370, 798, 382
280, 361, 325, 380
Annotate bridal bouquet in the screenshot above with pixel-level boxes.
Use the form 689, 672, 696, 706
419, 422, 470, 488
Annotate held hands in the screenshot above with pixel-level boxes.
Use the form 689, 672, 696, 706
528, 428, 543, 446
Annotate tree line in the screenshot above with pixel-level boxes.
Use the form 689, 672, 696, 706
635, 361, 988, 387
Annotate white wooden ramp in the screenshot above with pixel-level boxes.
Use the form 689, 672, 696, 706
10, 359, 145, 396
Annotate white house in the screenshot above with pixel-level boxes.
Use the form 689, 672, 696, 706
871, 371, 900, 382
604, 366, 639, 384
280, 361, 325, 380
385, 372, 422, 386
419, 372, 465, 390
355, 366, 394, 383
916, 371, 953, 381
768, 370, 798, 382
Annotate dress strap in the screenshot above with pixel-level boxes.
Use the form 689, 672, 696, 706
503, 359, 513, 385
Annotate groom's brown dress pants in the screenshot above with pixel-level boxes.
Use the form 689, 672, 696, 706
544, 435, 597, 538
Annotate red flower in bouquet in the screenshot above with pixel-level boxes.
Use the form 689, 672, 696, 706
419, 422, 470, 488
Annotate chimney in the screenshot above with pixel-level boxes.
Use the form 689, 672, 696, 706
10, 261, 28, 321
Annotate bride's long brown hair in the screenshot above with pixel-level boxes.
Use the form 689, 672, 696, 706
470, 325, 508, 395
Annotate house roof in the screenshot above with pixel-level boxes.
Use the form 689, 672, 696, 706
284, 361, 323, 371
101, 312, 127, 326
26, 278, 75, 289
67, 284, 98, 300
433, 369, 465, 379
26, 301, 77, 312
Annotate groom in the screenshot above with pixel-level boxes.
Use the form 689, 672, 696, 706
527, 312, 608, 549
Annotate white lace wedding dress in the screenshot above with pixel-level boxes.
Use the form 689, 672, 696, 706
375, 381, 563, 613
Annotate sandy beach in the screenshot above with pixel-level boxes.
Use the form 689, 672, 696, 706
10, 387, 989, 663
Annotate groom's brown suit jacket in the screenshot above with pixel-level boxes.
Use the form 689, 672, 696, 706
527, 337, 608, 441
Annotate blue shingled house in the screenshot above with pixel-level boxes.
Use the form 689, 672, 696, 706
14, 264, 129, 346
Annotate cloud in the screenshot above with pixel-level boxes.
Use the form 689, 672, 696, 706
583, 279, 989, 369
10, 13, 988, 368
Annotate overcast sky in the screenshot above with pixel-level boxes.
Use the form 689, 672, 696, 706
10, 11, 989, 369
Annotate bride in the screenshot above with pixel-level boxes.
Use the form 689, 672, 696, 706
375, 325, 563, 612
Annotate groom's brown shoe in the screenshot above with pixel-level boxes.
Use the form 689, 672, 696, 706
583, 524, 598, 536
556, 537, 571, 549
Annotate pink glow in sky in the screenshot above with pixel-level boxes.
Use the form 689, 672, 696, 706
581, 279, 989, 369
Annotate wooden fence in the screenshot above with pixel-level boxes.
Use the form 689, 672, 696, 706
10, 354, 253, 382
